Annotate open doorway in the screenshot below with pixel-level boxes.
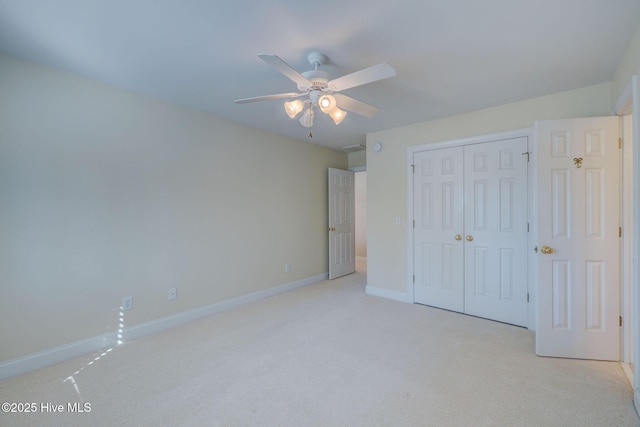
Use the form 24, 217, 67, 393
355, 171, 367, 274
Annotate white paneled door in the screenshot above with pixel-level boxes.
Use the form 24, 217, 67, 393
413, 138, 529, 326
413, 146, 465, 312
535, 117, 620, 361
464, 138, 529, 326
328, 168, 355, 280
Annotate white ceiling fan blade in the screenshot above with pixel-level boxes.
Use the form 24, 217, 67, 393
334, 93, 379, 118
329, 63, 396, 92
258, 54, 311, 89
234, 92, 304, 104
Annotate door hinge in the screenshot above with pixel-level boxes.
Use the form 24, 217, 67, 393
413, 275, 415, 283
411, 164, 415, 173
619, 138, 622, 149
527, 223, 530, 232
620, 316, 623, 327
522, 152, 530, 162
413, 220, 415, 228
619, 227, 622, 238
527, 292, 530, 303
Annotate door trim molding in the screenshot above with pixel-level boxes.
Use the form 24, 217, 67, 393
406, 127, 534, 329
614, 75, 640, 415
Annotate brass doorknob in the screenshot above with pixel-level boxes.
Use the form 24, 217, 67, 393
466, 235, 474, 241
541, 245, 554, 254
328, 227, 336, 231
455, 235, 462, 241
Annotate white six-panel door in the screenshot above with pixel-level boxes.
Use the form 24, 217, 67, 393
464, 138, 529, 326
328, 168, 355, 280
413, 147, 465, 312
413, 138, 528, 326
535, 117, 620, 360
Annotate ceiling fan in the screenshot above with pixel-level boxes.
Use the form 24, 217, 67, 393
234, 52, 396, 129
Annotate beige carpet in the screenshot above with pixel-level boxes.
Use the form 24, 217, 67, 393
1, 266, 638, 427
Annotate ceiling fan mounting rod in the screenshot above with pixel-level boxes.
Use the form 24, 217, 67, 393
295, 51, 330, 92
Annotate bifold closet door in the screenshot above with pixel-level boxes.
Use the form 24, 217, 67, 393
413, 146, 465, 312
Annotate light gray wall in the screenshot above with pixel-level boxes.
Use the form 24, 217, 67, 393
348, 150, 366, 169
613, 26, 640, 105
0, 54, 347, 363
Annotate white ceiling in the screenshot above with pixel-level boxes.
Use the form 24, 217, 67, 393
1, 0, 639, 150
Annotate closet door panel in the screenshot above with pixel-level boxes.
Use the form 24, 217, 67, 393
463, 138, 529, 327
414, 147, 465, 312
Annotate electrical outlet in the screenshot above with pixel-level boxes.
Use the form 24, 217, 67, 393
285, 263, 291, 273
122, 296, 133, 311
168, 287, 177, 301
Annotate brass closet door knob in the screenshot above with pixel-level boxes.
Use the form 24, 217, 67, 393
466, 235, 474, 241
455, 235, 462, 241
541, 245, 554, 254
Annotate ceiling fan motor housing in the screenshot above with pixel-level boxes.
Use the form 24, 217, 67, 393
300, 70, 329, 92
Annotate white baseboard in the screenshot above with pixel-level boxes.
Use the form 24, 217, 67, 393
0, 332, 120, 382
0, 273, 328, 380
621, 362, 634, 388
123, 273, 327, 343
365, 285, 412, 303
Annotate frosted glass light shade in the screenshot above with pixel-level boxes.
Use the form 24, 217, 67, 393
318, 95, 336, 113
284, 100, 304, 118
329, 108, 346, 125
299, 107, 315, 128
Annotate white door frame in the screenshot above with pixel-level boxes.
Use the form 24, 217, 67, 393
407, 127, 535, 330
614, 75, 640, 412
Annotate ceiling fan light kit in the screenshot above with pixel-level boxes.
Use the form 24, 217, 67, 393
234, 51, 396, 132
287, 92, 345, 126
